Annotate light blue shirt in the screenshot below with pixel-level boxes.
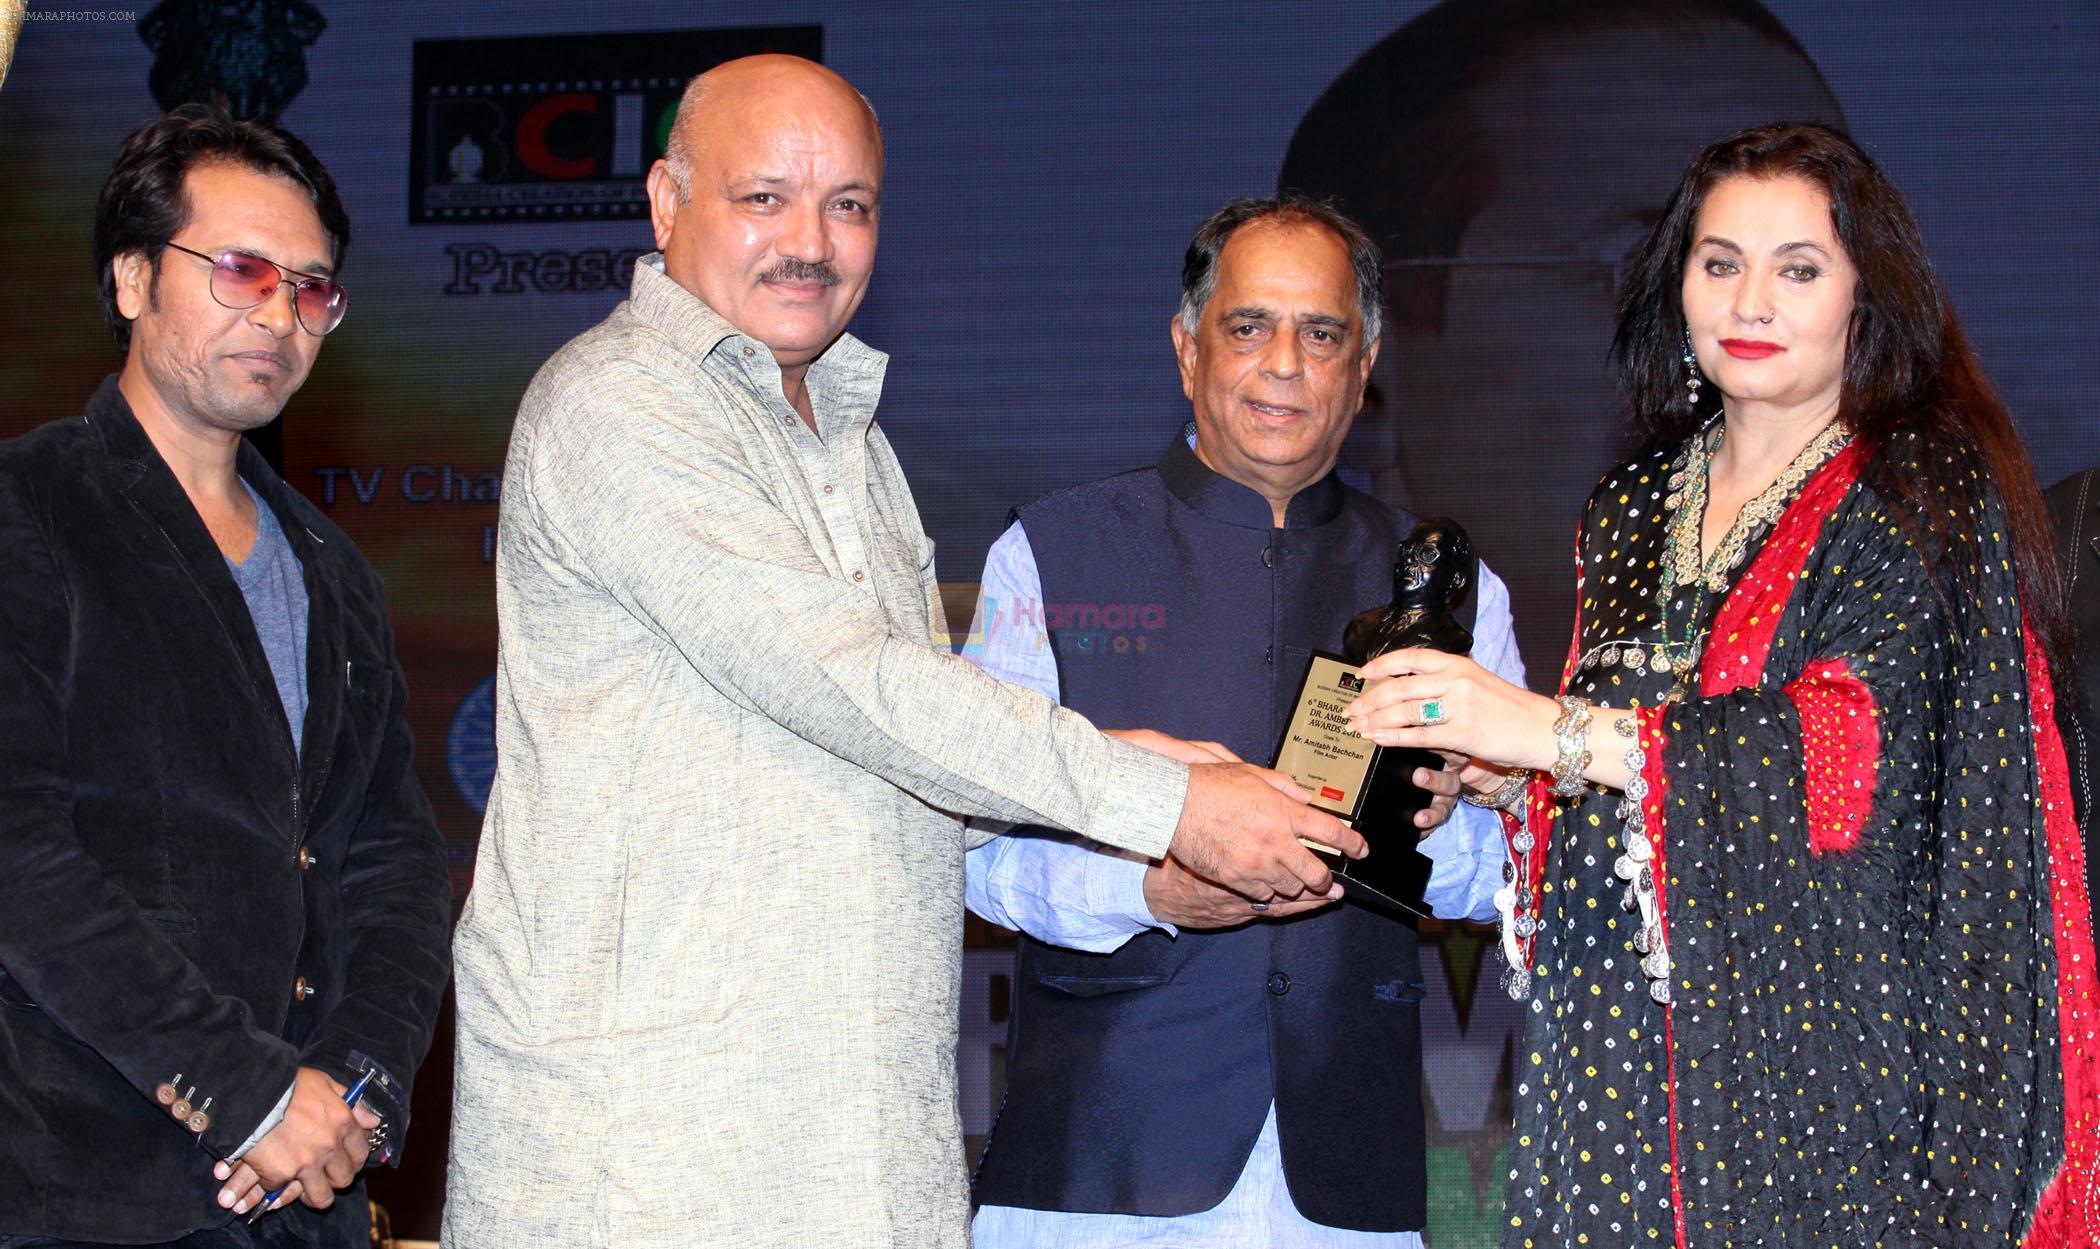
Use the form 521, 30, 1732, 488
962, 502, 1524, 1247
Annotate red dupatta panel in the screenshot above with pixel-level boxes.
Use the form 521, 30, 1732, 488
1504, 532, 1593, 969
1698, 442, 1880, 856
1631, 703, 1684, 1249
2021, 632, 2100, 1246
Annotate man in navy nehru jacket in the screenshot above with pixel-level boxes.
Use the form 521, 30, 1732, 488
964, 196, 1523, 1246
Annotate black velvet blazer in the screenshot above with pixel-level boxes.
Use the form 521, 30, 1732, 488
2047, 466, 2100, 907
0, 377, 453, 1245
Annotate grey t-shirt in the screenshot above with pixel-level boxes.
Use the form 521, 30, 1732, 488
226, 479, 309, 758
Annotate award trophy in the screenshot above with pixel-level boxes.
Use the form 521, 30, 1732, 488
1271, 519, 1475, 918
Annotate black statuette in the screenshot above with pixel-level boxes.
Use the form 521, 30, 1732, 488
1344, 517, 1475, 663
1272, 518, 1477, 920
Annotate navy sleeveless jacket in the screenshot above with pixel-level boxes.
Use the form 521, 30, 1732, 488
973, 434, 1472, 1231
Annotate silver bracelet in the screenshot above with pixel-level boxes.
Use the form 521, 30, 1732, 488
1549, 696, 1594, 799
1461, 770, 1532, 810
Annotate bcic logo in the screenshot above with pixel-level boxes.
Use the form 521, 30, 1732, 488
409, 25, 822, 223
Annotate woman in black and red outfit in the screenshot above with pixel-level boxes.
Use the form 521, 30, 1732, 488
1346, 123, 2099, 1247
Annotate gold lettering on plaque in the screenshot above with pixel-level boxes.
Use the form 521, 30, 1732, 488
1274, 655, 1376, 822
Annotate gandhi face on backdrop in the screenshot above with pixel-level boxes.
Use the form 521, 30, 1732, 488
1348, 18, 1843, 676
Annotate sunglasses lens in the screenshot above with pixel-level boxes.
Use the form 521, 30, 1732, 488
295, 282, 348, 334
211, 251, 280, 305
203, 250, 345, 334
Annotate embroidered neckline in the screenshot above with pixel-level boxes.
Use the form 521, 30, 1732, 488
1650, 419, 1852, 697
1662, 419, 1851, 595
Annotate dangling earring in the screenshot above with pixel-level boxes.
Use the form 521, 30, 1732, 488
1681, 328, 1701, 409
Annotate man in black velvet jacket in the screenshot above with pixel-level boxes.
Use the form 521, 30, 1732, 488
0, 107, 452, 1249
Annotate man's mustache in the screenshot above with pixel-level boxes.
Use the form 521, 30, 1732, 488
758, 259, 841, 286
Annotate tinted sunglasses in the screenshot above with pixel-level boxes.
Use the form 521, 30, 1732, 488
161, 241, 349, 336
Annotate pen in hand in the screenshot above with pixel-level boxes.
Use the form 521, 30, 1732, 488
246, 1068, 376, 1224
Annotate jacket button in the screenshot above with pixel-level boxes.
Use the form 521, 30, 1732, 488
293, 976, 315, 1002
1266, 971, 1291, 996
187, 1111, 211, 1133
155, 1082, 179, 1106
1261, 545, 1273, 568
297, 844, 314, 871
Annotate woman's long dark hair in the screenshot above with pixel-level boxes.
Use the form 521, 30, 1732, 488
1613, 122, 2068, 678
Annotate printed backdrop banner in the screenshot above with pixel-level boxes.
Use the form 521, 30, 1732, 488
3, 2, 2095, 1241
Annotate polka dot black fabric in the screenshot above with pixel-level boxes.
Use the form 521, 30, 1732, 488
1501, 434, 2100, 1248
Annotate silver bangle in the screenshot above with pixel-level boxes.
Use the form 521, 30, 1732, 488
1461, 771, 1531, 810
1549, 696, 1594, 799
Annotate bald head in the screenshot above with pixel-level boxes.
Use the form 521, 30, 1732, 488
0, 0, 22, 91
662, 55, 883, 200
644, 54, 885, 382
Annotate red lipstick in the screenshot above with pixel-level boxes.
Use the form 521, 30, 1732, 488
1719, 339, 1783, 360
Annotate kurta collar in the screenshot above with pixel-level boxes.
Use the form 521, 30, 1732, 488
1156, 422, 1346, 531
627, 253, 888, 442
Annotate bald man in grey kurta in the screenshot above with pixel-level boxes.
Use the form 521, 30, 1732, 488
447, 54, 1358, 1249
446, 256, 1203, 1247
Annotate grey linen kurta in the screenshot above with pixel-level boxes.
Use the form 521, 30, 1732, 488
445, 255, 1190, 1248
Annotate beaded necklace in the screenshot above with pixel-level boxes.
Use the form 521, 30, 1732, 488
1654, 418, 1851, 701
